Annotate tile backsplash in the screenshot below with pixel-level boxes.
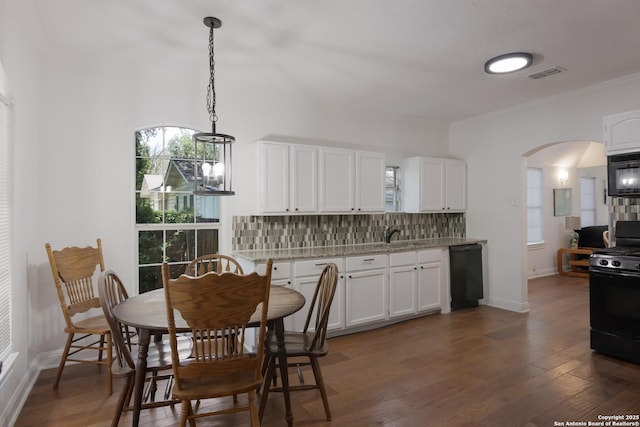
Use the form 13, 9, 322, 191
232, 213, 465, 250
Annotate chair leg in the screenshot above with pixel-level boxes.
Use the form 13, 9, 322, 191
53, 333, 74, 389
112, 375, 133, 427
248, 389, 260, 427
259, 355, 277, 420
106, 334, 113, 395
310, 356, 332, 421
179, 400, 189, 427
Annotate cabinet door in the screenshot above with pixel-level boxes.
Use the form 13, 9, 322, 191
346, 269, 388, 327
290, 145, 317, 212
319, 148, 355, 212
259, 142, 290, 213
389, 265, 418, 318
293, 274, 345, 333
420, 158, 446, 211
418, 261, 441, 312
604, 109, 640, 155
355, 151, 385, 212
445, 159, 467, 211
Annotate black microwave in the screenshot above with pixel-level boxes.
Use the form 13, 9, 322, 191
608, 153, 640, 196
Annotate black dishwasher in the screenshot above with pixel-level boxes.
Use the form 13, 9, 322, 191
449, 244, 483, 311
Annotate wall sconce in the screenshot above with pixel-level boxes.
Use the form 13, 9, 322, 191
558, 170, 569, 186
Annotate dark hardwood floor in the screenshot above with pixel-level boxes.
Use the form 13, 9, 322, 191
15, 275, 640, 426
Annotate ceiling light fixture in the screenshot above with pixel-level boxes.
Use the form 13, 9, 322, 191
193, 16, 235, 196
484, 52, 533, 74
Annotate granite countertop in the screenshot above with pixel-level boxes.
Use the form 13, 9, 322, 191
232, 238, 487, 262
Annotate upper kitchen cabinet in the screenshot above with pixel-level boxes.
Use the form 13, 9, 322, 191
403, 156, 467, 212
319, 147, 355, 212
258, 141, 317, 214
603, 109, 640, 155
319, 148, 385, 213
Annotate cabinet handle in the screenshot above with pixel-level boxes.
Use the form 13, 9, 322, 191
295, 208, 299, 211
358, 208, 361, 211
351, 208, 355, 211
315, 262, 327, 266
286, 208, 289, 211
274, 266, 278, 270
363, 258, 375, 262
414, 267, 418, 270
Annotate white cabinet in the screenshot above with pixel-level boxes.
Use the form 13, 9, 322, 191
258, 141, 317, 214
355, 151, 385, 212
389, 251, 418, 318
345, 254, 388, 327
292, 258, 345, 332
603, 109, 640, 155
318, 148, 385, 213
319, 147, 355, 212
417, 249, 442, 312
403, 156, 466, 212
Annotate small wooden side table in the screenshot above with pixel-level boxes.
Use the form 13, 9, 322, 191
557, 247, 594, 278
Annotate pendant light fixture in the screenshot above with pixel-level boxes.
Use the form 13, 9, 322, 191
193, 16, 235, 196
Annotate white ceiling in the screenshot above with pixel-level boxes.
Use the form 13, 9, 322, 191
30, 0, 640, 124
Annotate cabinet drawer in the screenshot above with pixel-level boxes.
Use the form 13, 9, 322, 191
257, 261, 291, 280
389, 251, 417, 267
418, 249, 442, 264
346, 254, 388, 272
294, 257, 344, 277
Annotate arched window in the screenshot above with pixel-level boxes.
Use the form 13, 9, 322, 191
135, 126, 220, 293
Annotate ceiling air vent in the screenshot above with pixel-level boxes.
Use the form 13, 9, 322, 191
528, 66, 565, 80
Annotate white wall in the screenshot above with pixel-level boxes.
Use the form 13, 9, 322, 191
450, 73, 640, 312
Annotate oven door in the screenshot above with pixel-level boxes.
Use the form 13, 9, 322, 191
590, 268, 640, 338
608, 155, 640, 196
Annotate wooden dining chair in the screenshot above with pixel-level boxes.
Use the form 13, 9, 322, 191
184, 253, 244, 276
259, 262, 339, 421
98, 270, 192, 427
45, 239, 113, 394
161, 259, 272, 427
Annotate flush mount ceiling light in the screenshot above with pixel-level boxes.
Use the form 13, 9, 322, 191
193, 16, 235, 196
484, 52, 533, 74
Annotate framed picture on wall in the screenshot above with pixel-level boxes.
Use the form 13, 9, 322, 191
553, 188, 572, 216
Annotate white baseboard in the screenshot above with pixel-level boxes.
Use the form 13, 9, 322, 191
485, 295, 530, 313
1, 357, 40, 427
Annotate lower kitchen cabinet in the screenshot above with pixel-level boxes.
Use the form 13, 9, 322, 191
237, 247, 448, 336
389, 252, 418, 318
292, 258, 345, 332
345, 255, 389, 327
418, 249, 443, 312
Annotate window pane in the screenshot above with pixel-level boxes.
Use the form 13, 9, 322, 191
197, 229, 219, 255
195, 195, 220, 223
165, 229, 195, 262
139, 230, 164, 264
139, 265, 162, 294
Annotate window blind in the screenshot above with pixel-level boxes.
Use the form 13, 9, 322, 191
0, 91, 12, 361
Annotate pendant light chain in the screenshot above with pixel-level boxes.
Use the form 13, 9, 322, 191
207, 24, 217, 131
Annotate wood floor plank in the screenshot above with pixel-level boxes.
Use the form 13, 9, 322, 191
15, 274, 640, 426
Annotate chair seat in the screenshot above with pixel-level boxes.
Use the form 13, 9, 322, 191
264, 330, 329, 357
65, 313, 110, 334
172, 368, 263, 400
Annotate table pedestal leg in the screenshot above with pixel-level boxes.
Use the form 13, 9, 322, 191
275, 319, 294, 427
132, 328, 150, 427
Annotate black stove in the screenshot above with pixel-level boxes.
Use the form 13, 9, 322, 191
589, 221, 640, 365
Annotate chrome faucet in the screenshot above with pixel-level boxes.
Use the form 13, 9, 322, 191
385, 227, 400, 243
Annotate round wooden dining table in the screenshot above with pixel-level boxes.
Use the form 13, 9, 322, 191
113, 285, 305, 427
